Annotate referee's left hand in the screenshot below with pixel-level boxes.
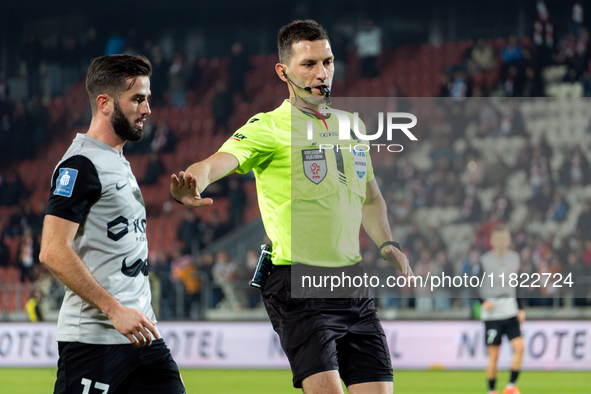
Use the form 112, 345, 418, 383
381, 246, 414, 282
170, 171, 213, 208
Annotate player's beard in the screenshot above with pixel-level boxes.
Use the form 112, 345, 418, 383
111, 100, 144, 142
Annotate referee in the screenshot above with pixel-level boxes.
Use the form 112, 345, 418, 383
40, 55, 184, 393
171, 20, 412, 394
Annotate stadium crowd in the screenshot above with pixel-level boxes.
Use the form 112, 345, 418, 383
1, 0, 591, 320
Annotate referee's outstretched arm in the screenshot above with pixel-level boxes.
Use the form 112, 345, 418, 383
39, 215, 160, 347
171, 152, 239, 207
361, 178, 414, 279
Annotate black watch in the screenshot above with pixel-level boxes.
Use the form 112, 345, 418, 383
380, 241, 401, 252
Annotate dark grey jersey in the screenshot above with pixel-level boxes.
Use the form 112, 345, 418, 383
479, 250, 520, 321
46, 134, 156, 344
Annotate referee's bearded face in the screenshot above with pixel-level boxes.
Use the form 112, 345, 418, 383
111, 76, 152, 142
288, 39, 334, 101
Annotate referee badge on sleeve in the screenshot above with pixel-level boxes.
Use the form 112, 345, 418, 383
302, 149, 327, 184
54, 168, 79, 197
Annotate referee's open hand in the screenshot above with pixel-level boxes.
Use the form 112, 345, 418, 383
108, 304, 160, 348
170, 171, 214, 208
381, 246, 415, 284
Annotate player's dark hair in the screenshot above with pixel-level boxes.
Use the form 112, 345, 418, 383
86, 55, 152, 111
277, 19, 330, 64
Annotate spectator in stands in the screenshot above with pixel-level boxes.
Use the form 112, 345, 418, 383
0, 232, 9, 267
559, 147, 591, 187
140, 152, 165, 185
497, 102, 526, 136
228, 42, 250, 99
571, 1, 584, 37
520, 66, 544, 97
0, 170, 28, 206
484, 155, 511, 187
470, 38, 496, 72
433, 250, 453, 310
22, 33, 43, 99
355, 19, 382, 78
414, 250, 435, 311
211, 80, 233, 135
150, 119, 177, 153
501, 36, 523, 67
533, 1, 554, 67
170, 250, 201, 318
63, 36, 80, 91
212, 250, 241, 311
148, 45, 169, 107
443, 171, 463, 207
150, 249, 175, 319
26, 289, 44, 322
515, 139, 533, 171
457, 184, 483, 223
104, 29, 126, 56
581, 69, 591, 97
576, 201, 591, 240
177, 210, 205, 254
44, 36, 64, 97
331, 32, 348, 82
545, 190, 569, 222
529, 146, 552, 197
565, 250, 589, 306
17, 226, 39, 283
448, 69, 471, 99
169, 51, 190, 108
228, 177, 246, 229
490, 182, 513, 222
529, 183, 553, 220
460, 247, 481, 307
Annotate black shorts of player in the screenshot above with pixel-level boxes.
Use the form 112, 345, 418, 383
484, 316, 522, 346
53, 338, 185, 394
261, 263, 393, 389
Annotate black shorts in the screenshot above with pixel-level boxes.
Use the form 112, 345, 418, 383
484, 316, 522, 346
262, 264, 393, 388
54, 338, 185, 394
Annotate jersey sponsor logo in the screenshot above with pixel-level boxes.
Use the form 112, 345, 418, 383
353, 148, 367, 179
53, 168, 79, 198
247, 118, 259, 123
115, 181, 128, 190
107, 216, 129, 241
230, 132, 248, 142
302, 149, 327, 184
121, 257, 148, 277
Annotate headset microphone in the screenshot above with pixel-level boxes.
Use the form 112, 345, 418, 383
282, 71, 331, 97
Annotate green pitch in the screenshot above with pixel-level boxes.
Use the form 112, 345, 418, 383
0, 368, 589, 393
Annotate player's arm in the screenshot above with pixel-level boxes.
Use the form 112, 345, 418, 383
39, 215, 159, 347
171, 152, 239, 208
361, 178, 413, 277
516, 298, 525, 323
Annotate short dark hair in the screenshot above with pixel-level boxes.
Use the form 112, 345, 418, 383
277, 19, 330, 65
86, 55, 152, 111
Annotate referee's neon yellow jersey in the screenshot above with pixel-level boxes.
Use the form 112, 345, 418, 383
218, 100, 374, 267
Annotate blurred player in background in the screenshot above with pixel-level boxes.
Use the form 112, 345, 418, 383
40, 55, 184, 394
171, 19, 412, 394
478, 224, 525, 394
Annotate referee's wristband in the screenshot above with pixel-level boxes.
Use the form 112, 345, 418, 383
379, 241, 401, 252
